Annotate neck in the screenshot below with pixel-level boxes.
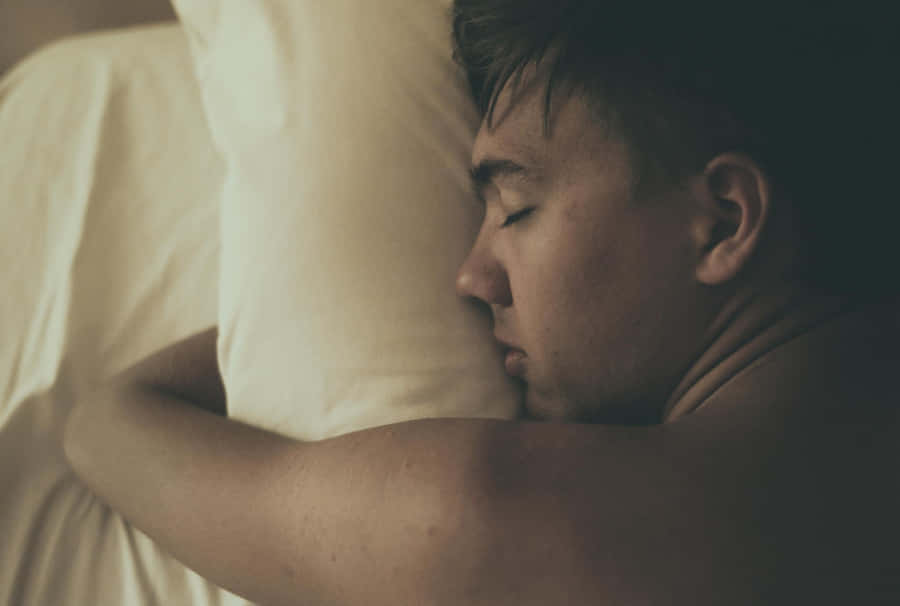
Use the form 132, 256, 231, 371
663, 282, 860, 421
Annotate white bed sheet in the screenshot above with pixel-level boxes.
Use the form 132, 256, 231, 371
0, 23, 249, 605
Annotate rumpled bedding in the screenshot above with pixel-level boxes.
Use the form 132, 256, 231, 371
0, 23, 249, 605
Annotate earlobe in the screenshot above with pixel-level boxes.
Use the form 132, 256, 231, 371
693, 153, 771, 286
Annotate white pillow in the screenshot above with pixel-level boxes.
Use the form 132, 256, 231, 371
173, 0, 523, 440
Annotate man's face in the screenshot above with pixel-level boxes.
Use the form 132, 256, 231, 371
456, 78, 715, 424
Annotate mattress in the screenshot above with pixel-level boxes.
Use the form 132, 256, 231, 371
0, 23, 250, 605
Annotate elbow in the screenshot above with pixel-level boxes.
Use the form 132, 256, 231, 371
62, 383, 121, 480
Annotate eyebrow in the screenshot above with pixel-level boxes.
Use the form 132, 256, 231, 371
469, 158, 538, 202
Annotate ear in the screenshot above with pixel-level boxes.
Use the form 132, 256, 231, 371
691, 152, 772, 285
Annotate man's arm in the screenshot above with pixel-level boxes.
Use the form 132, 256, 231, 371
62, 329, 885, 606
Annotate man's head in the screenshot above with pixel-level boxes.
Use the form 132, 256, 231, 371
452, 1, 896, 423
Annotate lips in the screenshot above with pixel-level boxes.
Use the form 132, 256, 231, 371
495, 333, 527, 377
503, 347, 527, 377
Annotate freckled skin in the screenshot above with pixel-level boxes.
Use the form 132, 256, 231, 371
458, 78, 720, 424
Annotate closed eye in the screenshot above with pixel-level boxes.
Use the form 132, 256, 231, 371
501, 207, 535, 228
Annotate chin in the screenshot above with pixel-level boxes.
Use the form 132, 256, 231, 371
525, 388, 661, 426
578, 407, 661, 426
522, 390, 581, 422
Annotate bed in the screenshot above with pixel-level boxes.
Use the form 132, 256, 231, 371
0, 22, 249, 606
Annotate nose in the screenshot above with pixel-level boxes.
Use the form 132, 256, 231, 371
455, 227, 513, 307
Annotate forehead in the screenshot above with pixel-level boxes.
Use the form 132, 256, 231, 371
470, 69, 616, 173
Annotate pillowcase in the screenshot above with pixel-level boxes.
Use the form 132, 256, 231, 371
173, 0, 523, 440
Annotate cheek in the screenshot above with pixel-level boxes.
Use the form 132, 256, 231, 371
531, 211, 666, 378
516, 215, 620, 367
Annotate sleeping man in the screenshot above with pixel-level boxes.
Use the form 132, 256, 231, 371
64, 2, 898, 605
